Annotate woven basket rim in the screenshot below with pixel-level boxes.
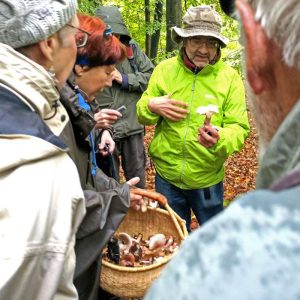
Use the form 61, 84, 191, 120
101, 207, 186, 272
100, 194, 189, 298
102, 251, 177, 272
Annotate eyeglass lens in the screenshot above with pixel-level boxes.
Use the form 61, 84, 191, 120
189, 38, 219, 49
75, 32, 88, 48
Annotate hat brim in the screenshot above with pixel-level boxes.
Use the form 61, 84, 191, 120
171, 27, 229, 48
108, 22, 131, 39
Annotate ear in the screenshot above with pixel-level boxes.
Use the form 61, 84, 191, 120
236, 0, 272, 94
74, 64, 84, 76
38, 36, 57, 68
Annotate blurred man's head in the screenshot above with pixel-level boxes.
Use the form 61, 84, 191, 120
221, 0, 300, 152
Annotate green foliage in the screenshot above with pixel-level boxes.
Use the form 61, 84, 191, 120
77, 0, 243, 72
221, 20, 243, 75
77, 0, 99, 15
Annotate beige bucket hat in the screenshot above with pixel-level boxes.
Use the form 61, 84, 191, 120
172, 5, 229, 47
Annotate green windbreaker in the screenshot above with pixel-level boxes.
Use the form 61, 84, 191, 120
137, 54, 250, 189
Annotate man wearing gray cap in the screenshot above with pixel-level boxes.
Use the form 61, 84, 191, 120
0, 0, 86, 299
137, 5, 249, 231
144, 0, 300, 299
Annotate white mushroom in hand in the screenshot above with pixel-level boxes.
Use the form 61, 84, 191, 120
196, 105, 219, 126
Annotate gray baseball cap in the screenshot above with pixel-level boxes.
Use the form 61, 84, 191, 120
96, 6, 131, 39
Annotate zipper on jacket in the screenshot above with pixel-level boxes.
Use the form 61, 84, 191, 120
179, 74, 198, 188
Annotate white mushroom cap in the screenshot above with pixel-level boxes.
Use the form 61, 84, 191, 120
196, 104, 219, 115
149, 234, 166, 250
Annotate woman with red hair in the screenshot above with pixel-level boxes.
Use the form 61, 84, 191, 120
59, 14, 143, 300
75, 14, 126, 102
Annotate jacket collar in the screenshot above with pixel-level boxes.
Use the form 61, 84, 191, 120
178, 48, 222, 75
0, 43, 60, 120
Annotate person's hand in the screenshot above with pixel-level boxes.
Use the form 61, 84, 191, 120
94, 109, 122, 129
148, 94, 189, 121
197, 125, 220, 148
98, 130, 115, 156
126, 177, 144, 211
111, 69, 123, 84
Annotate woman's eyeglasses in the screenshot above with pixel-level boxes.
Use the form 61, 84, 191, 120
66, 24, 91, 48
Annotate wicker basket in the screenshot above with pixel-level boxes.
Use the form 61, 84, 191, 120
100, 189, 188, 298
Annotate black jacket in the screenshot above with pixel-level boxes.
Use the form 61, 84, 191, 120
60, 79, 130, 300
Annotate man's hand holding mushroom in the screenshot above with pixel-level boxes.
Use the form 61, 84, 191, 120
196, 105, 220, 148
198, 125, 220, 148
148, 94, 189, 121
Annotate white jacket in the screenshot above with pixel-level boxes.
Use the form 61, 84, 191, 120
0, 44, 86, 300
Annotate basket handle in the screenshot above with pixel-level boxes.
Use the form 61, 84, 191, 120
131, 188, 167, 206
130, 188, 186, 240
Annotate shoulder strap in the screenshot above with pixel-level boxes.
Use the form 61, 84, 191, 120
75, 91, 99, 177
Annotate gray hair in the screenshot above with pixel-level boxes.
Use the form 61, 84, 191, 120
250, 0, 300, 68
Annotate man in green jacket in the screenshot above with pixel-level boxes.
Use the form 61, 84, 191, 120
95, 6, 154, 188
137, 5, 250, 231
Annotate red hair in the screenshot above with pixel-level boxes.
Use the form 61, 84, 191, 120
76, 14, 126, 67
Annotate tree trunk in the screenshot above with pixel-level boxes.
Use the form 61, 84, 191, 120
166, 0, 182, 53
145, 0, 151, 57
150, 0, 163, 62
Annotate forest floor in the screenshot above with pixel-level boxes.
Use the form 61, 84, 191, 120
142, 105, 259, 229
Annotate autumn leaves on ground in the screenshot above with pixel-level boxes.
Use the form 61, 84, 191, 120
143, 105, 259, 212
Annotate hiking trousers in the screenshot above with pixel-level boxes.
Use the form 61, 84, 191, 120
112, 132, 146, 188
155, 173, 224, 231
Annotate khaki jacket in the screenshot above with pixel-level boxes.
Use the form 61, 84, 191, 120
0, 44, 85, 300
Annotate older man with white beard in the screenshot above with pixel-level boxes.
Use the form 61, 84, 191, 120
143, 0, 300, 299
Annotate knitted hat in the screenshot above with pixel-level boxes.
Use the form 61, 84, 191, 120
0, 0, 78, 49
172, 5, 229, 47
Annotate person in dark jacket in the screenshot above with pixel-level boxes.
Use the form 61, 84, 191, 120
143, 0, 300, 299
95, 6, 154, 188
59, 14, 143, 300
